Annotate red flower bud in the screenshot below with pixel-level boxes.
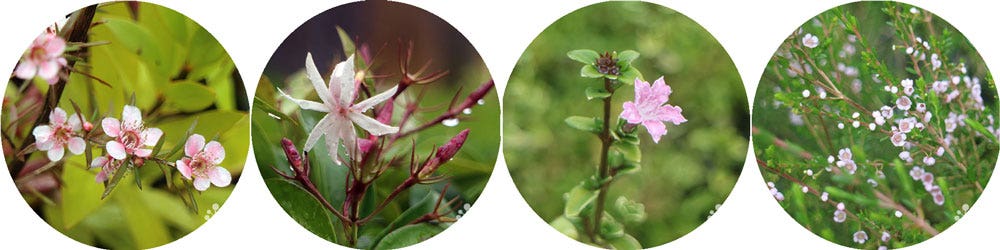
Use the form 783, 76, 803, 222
458, 80, 493, 110
281, 138, 305, 175
436, 129, 469, 162
83, 121, 93, 132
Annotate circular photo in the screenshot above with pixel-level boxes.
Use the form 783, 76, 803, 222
1, 2, 248, 249
752, 2, 996, 248
504, 2, 748, 249
252, 1, 498, 249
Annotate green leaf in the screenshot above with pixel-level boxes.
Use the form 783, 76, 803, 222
565, 116, 602, 134
617, 50, 639, 65
336, 26, 356, 57
598, 212, 624, 239
549, 215, 579, 240
563, 182, 598, 218
613, 196, 646, 223
264, 178, 340, 243
164, 81, 217, 112
101, 162, 131, 199
607, 234, 642, 250
371, 191, 438, 246
581, 65, 603, 78
374, 224, 445, 250
61, 162, 108, 229
139, 189, 200, 231
116, 183, 171, 248
613, 141, 641, 163
964, 118, 998, 144
585, 87, 612, 100
567, 49, 599, 64
619, 67, 642, 85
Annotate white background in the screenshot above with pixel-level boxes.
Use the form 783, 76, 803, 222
1, 0, 998, 249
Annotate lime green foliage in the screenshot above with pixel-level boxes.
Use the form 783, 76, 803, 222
3, 3, 246, 249
753, 2, 995, 248
505, 1, 747, 247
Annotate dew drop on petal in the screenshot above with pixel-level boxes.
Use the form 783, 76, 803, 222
442, 118, 460, 127
462, 108, 472, 115
477, 99, 485, 105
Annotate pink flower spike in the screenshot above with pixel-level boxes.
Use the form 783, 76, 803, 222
15, 29, 67, 84
175, 134, 229, 191
620, 77, 686, 143
102, 105, 161, 160
32, 107, 87, 161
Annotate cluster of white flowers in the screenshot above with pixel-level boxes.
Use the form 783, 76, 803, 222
833, 202, 847, 223
834, 148, 858, 174
767, 181, 784, 201
909, 166, 945, 206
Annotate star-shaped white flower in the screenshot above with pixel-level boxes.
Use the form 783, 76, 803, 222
280, 53, 399, 164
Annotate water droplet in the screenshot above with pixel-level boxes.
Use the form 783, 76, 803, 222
462, 108, 472, 115
212, 203, 220, 211
477, 99, 485, 105
206, 209, 213, 215
463, 203, 471, 210
268, 113, 282, 120
442, 118, 459, 127
204, 215, 211, 220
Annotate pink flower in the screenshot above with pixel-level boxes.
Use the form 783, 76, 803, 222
620, 77, 686, 143
15, 29, 67, 84
92, 155, 123, 183
101, 105, 162, 160
280, 53, 399, 164
176, 134, 230, 191
833, 209, 847, 223
854, 230, 868, 244
802, 33, 819, 48
32, 107, 86, 161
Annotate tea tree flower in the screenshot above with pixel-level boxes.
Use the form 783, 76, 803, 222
280, 53, 400, 163
802, 33, 819, 48
33, 107, 86, 161
854, 230, 869, 244
620, 77, 686, 143
14, 30, 67, 84
102, 105, 162, 160
176, 134, 230, 191
92, 155, 122, 182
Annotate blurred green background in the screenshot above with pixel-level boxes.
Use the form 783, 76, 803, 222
252, 1, 499, 247
503, 1, 748, 247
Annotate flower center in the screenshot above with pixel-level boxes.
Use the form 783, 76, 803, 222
121, 130, 142, 150
29, 46, 48, 62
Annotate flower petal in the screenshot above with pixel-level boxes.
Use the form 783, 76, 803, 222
650, 77, 671, 104
67, 137, 86, 155
95, 169, 109, 182
348, 112, 398, 136
333, 55, 356, 106
50, 107, 67, 124
32, 125, 52, 142
121, 105, 142, 129
90, 156, 109, 168
205, 141, 226, 165
102, 117, 121, 137
184, 134, 206, 157
634, 78, 650, 103
68, 113, 83, 131
277, 88, 329, 112
353, 85, 398, 113
620, 101, 642, 124
656, 105, 687, 125
135, 148, 152, 158
13, 61, 37, 80
303, 114, 334, 151
193, 177, 210, 191
642, 120, 667, 143
142, 128, 163, 146
176, 159, 192, 179
209, 167, 232, 187
106, 141, 127, 159
47, 145, 65, 161
36, 60, 60, 80
36, 139, 55, 151
304, 53, 333, 105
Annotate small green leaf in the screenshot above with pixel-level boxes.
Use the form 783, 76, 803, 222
581, 65, 603, 78
563, 182, 598, 218
614, 161, 641, 176
372, 191, 438, 246
619, 67, 642, 85
585, 87, 612, 100
374, 224, 445, 250
102, 163, 132, 199
264, 178, 340, 243
164, 81, 216, 112
613, 196, 646, 223
613, 141, 641, 163
565, 116, 602, 134
598, 212, 624, 239
607, 234, 642, 250
617, 50, 639, 65
607, 150, 624, 168
336, 26, 356, 57
567, 49, 599, 64
964, 118, 998, 144
549, 215, 579, 240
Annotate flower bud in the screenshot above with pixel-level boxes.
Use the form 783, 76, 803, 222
418, 129, 469, 178
281, 138, 304, 175
83, 121, 94, 132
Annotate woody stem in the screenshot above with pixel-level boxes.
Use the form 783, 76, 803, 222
590, 78, 615, 244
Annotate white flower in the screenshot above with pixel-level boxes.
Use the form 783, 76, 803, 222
881, 231, 890, 242
894, 210, 903, 217
32, 107, 87, 161
802, 33, 819, 48
896, 96, 912, 110
802, 89, 811, 98
910, 166, 924, 180
936, 147, 945, 156
900, 78, 913, 88
891, 131, 907, 147
821, 192, 829, 201
280, 54, 399, 164
923, 156, 936, 166
880, 106, 894, 118
828, 155, 835, 163
916, 102, 926, 112
839, 148, 853, 161
854, 230, 868, 244
833, 209, 847, 223
868, 123, 876, 131
931, 53, 942, 70
897, 117, 917, 133
801, 186, 809, 193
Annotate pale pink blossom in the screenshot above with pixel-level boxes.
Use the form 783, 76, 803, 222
890, 131, 907, 147
833, 209, 847, 223
32, 107, 86, 161
910, 166, 924, 180
896, 96, 912, 110
620, 77, 687, 143
897, 117, 917, 133
854, 230, 869, 244
102, 105, 162, 160
802, 33, 819, 48
14, 29, 67, 84
176, 134, 230, 191
92, 155, 122, 183
930, 186, 945, 205
280, 54, 399, 164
